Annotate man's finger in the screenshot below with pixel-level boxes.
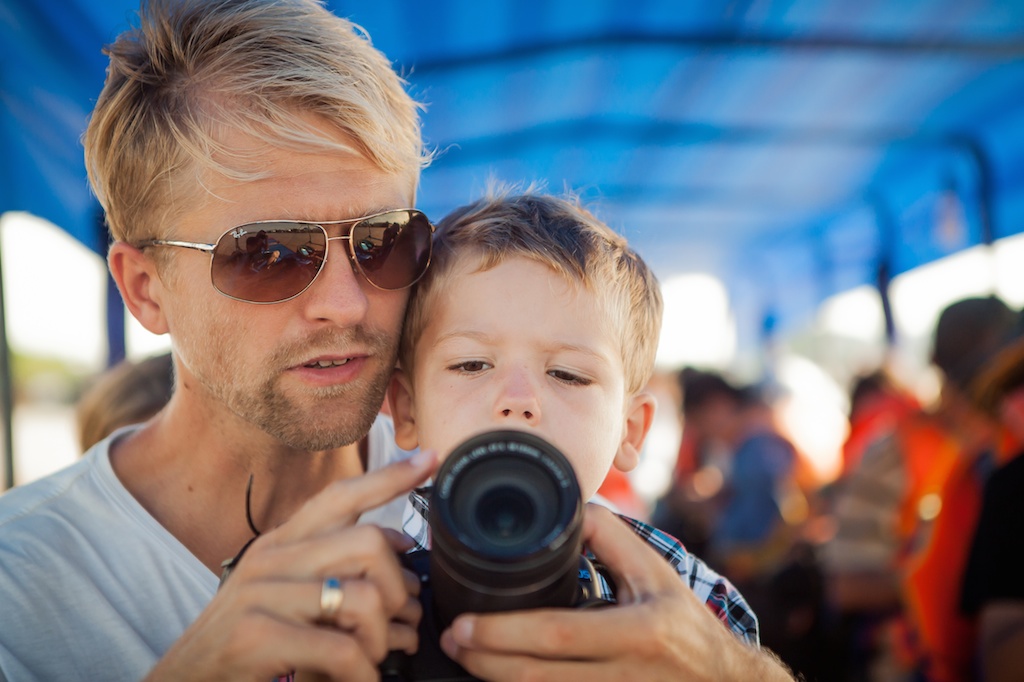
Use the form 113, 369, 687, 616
253, 525, 411, 615
444, 606, 644, 662
236, 576, 395, 664
441, 634, 624, 682
381, 527, 417, 555
278, 449, 438, 542
272, 620, 380, 681
387, 620, 420, 656
581, 504, 679, 602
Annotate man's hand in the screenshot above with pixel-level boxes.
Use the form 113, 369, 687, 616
144, 449, 439, 682
439, 504, 794, 682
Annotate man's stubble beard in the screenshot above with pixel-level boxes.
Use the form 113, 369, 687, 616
247, 362, 392, 450
189, 320, 398, 451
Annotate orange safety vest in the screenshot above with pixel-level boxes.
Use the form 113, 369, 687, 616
899, 426, 1017, 681
842, 391, 921, 477
894, 415, 961, 550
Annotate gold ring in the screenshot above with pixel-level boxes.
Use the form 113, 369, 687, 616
319, 577, 344, 620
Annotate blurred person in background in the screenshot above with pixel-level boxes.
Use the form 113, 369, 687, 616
897, 297, 1018, 682
821, 369, 928, 682
822, 295, 1015, 682
654, 368, 827, 677
960, 309, 1024, 682
840, 370, 920, 478
76, 353, 173, 452
678, 370, 803, 585
650, 367, 717, 559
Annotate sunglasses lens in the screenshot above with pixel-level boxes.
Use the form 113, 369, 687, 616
350, 210, 433, 290
210, 225, 326, 303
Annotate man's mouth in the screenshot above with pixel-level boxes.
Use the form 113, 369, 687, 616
303, 358, 353, 369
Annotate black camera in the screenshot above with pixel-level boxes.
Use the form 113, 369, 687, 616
381, 430, 607, 682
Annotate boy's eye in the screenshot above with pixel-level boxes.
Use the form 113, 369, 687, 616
449, 360, 491, 373
548, 369, 592, 386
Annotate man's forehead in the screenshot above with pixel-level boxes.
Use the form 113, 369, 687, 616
204, 111, 415, 185
173, 158, 413, 239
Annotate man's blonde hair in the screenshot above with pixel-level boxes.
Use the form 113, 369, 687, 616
84, 0, 428, 243
400, 190, 663, 394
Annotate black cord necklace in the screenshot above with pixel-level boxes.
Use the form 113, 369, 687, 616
218, 474, 261, 586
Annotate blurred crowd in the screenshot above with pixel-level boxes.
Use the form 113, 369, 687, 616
77, 295, 1024, 682
613, 295, 1024, 682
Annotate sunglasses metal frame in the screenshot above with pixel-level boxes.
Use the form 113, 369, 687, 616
136, 208, 434, 304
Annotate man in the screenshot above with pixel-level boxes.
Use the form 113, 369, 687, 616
0, 1, 793, 680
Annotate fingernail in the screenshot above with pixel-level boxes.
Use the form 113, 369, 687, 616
452, 615, 475, 644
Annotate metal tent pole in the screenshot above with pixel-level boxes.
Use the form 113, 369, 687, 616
98, 210, 126, 368
0, 220, 15, 490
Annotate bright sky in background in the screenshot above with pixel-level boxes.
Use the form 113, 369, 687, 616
2, 210, 1023, 487
1, 212, 171, 371
656, 273, 736, 369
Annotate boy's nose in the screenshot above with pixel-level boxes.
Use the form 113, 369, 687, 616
500, 406, 535, 420
495, 369, 541, 422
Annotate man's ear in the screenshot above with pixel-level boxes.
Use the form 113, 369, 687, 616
613, 391, 657, 473
387, 368, 420, 450
107, 242, 170, 336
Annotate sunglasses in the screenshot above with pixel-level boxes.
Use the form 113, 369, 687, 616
137, 209, 434, 304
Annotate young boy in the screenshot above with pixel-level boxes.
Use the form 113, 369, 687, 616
387, 189, 759, 643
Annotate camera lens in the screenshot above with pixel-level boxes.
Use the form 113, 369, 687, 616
477, 485, 534, 544
428, 430, 585, 627
448, 453, 560, 556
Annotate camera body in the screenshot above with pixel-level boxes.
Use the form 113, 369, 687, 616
381, 430, 606, 682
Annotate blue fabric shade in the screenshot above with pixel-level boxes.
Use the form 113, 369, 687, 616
3, 0, 1024, 344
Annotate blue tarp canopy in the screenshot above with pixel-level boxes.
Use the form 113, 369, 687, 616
3, 0, 1024, 342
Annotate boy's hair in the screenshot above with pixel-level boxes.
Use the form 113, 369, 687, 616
84, 0, 428, 243
400, 190, 663, 394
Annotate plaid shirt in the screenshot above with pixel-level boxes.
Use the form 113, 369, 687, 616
404, 489, 760, 646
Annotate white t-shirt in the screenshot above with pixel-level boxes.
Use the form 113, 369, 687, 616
0, 415, 410, 682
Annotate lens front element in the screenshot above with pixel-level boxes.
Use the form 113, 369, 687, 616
428, 430, 585, 627
477, 485, 536, 545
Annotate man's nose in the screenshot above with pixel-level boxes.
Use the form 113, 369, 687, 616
299, 243, 369, 324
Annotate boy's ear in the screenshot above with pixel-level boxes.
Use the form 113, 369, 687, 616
107, 242, 170, 336
613, 391, 657, 473
387, 368, 420, 450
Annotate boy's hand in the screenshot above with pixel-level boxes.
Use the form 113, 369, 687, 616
144, 449, 438, 682
439, 504, 794, 682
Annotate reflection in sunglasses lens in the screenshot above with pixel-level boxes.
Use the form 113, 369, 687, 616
350, 211, 431, 290
209, 211, 431, 302
212, 226, 326, 303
